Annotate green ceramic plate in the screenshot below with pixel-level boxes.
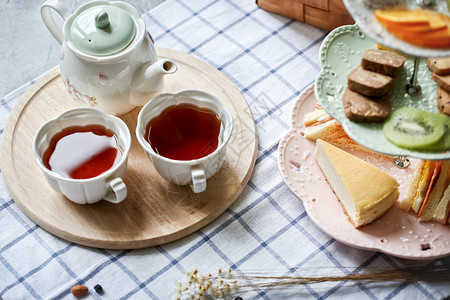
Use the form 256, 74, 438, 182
314, 24, 449, 160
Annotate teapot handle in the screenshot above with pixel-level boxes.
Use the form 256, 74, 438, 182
41, 0, 72, 45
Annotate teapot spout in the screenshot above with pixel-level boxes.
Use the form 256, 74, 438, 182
147, 58, 177, 78
130, 58, 177, 106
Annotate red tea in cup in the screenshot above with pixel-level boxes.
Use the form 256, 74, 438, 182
145, 103, 222, 160
43, 124, 123, 179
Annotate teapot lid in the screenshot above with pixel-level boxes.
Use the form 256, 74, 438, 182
69, 4, 136, 56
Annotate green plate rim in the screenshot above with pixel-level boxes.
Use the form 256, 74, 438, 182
315, 24, 450, 160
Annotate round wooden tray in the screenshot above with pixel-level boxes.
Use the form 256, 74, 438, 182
1, 48, 257, 249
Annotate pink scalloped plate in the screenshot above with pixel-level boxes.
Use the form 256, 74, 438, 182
278, 84, 450, 260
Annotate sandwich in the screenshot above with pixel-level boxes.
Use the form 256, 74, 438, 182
314, 139, 400, 228
401, 159, 450, 224
433, 185, 450, 224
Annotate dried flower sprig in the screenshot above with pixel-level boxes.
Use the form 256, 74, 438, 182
175, 268, 236, 299
174, 262, 450, 300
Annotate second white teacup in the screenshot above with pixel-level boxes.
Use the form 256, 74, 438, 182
136, 89, 233, 193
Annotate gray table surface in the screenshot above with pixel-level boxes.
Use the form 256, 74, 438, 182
0, 0, 165, 98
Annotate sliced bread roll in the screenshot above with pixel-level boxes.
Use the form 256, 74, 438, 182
348, 66, 396, 97
342, 88, 391, 123
426, 57, 450, 76
437, 87, 450, 116
361, 49, 406, 76
432, 73, 450, 92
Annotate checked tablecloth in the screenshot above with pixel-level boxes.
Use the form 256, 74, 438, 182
1, 0, 450, 299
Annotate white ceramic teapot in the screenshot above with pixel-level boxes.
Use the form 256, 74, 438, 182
41, 0, 177, 115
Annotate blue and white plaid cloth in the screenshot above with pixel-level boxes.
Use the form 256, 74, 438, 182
1, 1, 449, 299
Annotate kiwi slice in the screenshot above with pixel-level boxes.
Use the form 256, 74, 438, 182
416, 113, 450, 151
383, 107, 444, 149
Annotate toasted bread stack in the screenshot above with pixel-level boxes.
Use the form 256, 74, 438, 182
343, 49, 406, 123
426, 57, 450, 116
400, 159, 450, 225
303, 104, 393, 156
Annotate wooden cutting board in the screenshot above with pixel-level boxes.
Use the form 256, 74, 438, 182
0, 48, 257, 249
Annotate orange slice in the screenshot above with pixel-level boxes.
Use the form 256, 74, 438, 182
375, 9, 432, 26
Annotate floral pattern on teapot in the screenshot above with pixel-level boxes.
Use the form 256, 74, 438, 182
64, 77, 98, 107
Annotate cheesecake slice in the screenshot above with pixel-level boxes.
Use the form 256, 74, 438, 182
314, 139, 400, 228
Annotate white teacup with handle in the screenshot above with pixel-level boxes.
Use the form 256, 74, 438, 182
136, 89, 233, 193
33, 107, 131, 204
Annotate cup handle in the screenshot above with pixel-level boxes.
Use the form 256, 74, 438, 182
190, 165, 206, 193
41, 0, 72, 45
103, 178, 127, 204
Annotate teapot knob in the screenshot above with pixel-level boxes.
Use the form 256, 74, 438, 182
95, 10, 110, 29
